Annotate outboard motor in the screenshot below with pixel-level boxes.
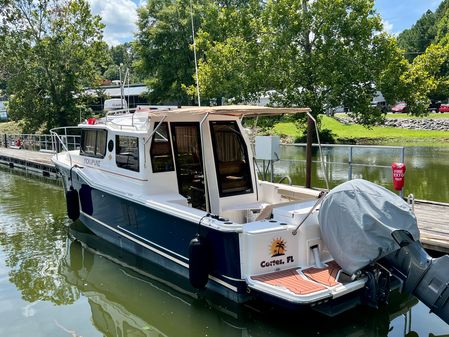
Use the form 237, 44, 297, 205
384, 230, 449, 324
318, 179, 449, 324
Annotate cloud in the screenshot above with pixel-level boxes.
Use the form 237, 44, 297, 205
88, 0, 139, 46
382, 19, 394, 34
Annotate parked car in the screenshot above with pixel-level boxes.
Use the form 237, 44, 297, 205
371, 101, 388, 113
439, 104, 449, 113
371, 91, 387, 113
428, 101, 441, 112
392, 102, 407, 113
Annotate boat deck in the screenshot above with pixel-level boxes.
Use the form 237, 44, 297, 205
251, 262, 341, 295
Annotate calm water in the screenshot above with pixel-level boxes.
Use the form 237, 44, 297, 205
276, 145, 449, 203
0, 152, 449, 336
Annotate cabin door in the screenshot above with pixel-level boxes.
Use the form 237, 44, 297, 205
171, 123, 205, 210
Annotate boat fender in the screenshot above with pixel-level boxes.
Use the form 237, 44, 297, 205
66, 187, 80, 221
189, 234, 210, 289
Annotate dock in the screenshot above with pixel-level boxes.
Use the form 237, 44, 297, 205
414, 200, 449, 254
0, 147, 58, 178
0, 147, 448, 253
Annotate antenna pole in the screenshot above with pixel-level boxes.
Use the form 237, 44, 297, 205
190, 0, 201, 106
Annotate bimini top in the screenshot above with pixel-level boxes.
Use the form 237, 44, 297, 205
85, 105, 311, 131
140, 105, 311, 117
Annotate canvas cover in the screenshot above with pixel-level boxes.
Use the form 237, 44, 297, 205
318, 179, 419, 274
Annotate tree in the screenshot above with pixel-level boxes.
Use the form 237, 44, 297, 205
135, 0, 206, 105
0, 0, 109, 132
196, 0, 420, 186
393, 0, 449, 106
197, 0, 407, 124
103, 42, 144, 83
397, 10, 437, 62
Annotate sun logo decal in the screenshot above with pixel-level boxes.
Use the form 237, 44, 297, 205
270, 238, 287, 257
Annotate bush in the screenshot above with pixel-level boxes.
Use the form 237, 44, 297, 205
294, 128, 335, 144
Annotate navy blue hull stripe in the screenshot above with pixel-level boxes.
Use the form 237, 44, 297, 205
117, 225, 189, 262
81, 211, 240, 292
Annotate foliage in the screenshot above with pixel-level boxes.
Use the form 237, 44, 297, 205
196, 0, 411, 127
397, 10, 437, 62
294, 128, 335, 144
0, 0, 109, 132
135, 0, 206, 105
395, 0, 449, 105
103, 42, 144, 83
192, 0, 266, 103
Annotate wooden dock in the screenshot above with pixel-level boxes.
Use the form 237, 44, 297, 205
0, 147, 448, 253
414, 200, 449, 254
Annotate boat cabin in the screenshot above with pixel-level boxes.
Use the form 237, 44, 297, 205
74, 105, 317, 224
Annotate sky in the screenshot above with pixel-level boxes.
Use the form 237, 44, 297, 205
88, 0, 444, 46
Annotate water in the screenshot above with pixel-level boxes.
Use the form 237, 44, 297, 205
0, 163, 449, 336
275, 145, 449, 203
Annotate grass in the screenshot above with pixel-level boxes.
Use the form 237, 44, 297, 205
0, 121, 23, 134
273, 116, 449, 145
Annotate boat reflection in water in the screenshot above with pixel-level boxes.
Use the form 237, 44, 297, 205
63, 222, 424, 337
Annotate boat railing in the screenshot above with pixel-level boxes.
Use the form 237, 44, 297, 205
104, 105, 180, 130
50, 127, 82, 167
105, 107, 137, 123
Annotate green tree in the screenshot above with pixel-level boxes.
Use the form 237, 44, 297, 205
397, 10, 437, 62
135, 0, 205, 105
0, 0, 109, 132
197, 0, 409, 124
103, 42, 144, 83
393, 0, 449, 106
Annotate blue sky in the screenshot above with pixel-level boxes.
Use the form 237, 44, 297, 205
375, 0, 442, 35
88, 0, 444, 46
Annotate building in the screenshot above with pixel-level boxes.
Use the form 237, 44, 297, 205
0, 101, 8, 121
86, 84, 150, 111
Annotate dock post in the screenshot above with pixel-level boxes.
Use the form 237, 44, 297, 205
3, 134, 7, 148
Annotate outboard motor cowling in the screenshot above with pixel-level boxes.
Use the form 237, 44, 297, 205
318, 179, 420, 275
319, 179, 449, 324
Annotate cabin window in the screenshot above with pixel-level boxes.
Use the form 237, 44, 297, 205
116, 135, 139, 172
210, 121, 253, 197
150, 122, 174, 173
80, 129, 107, 158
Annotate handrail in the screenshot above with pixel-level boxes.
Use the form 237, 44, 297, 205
282, 143, 405, 184
277, 175, 292, 185
50, 126, 81, 167
1, 132, 80, 153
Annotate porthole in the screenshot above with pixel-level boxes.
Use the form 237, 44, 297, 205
107, 139, 114, 152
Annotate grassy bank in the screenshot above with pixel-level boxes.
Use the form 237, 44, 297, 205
273, 116, 449, 146
0, 121, 23, 134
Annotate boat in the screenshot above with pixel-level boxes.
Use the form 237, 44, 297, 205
51, 105, 449, 322
61, 221, 422, 337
